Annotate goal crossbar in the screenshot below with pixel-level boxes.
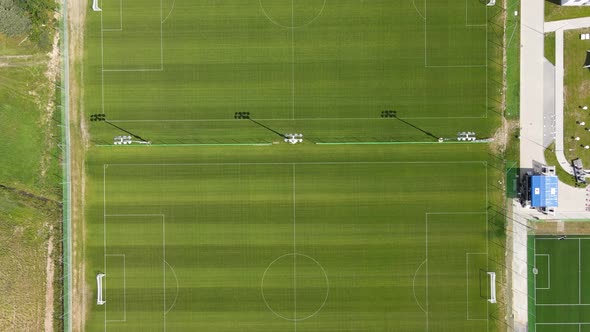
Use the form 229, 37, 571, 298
97, 273, 106, 305
487, 272, 496, 303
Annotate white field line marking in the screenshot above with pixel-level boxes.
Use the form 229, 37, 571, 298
103, 165, 107, 332
580, 238, 582, 305
536, 238, 590, 240
100, 0, 123, 31
101, 0, 164, 72
161, 0, 176, 23
412, 259, 427, 314
104, 254, 126, 322
292, 163, 297, 329
536, 323, 590, 325
291, 0, 295, 121
412, 0, 425, 20
106, 115, 488, 122
425, 213, 429, 332
534, 254, 550, 290
102, 211, 166, 329
106, 161, 488, 167
466, 252, 488, 321
535, 303, 590, 306
164, 260, 179, 314
464, 0, 486, 27
426, 211, 488, 331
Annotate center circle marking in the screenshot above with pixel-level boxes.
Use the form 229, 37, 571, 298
259, 0, 327, 29
261, 253, 329, 321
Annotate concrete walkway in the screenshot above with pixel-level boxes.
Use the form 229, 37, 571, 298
545, 17, 590, 32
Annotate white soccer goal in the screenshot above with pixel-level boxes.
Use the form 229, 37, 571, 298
92, 0, 102, 12
487, 272, 497, 303
487, 0, 496, 6
97, 273, 106, 305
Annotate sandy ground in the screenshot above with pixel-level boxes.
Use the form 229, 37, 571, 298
44, 226, 55, 332
68, 0, 88, 330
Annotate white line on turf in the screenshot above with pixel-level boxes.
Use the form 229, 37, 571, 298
580, 238, 582, 305
105, 161, 488, 166
161, 0, 175, 24
104, 254, 126, 322
100, 0, 123, 31
292, 163, 297, 329
412, 259, 427, 314
534, 254, 550, 290
291, 0, 295, 121
466, 252, 488, 321
412, 0, 425, 21
164, 260, 179, 314
105, 115, 488, 122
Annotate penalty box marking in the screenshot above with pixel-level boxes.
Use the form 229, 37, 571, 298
103, 165, 168, 332
424, 0, 488, 68
100, 0, 122, 31
103, 161, 489, 331
425, 212, 489, 332
104, 254, 126, 322
535, 254, 551, 290
100, 0, 164, 72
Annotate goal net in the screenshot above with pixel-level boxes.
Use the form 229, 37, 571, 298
97, 273, 106, 305
487, 272, 496, 303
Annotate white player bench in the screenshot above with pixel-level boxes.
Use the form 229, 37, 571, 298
97, 273, 106, 305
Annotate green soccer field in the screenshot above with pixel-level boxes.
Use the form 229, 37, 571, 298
80, 0, 507, 331
530, 236, 590, 332
84, 0, 502, 144
82, 145, 505, 331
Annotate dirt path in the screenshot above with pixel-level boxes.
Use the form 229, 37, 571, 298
44, 226, 55, 332
68, 0, 88, 330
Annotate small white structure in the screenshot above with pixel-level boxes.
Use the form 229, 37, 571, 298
457, 131, 476, 141
114, 135, 132, 145
92, 0, 102, 11
487, 272, 496, 304
583, 106, 589, 110
486, 0, 495, 6
585, 145, 590, 150
576, 137, 581, 141
560, 0, 590, 6
581, 34, 590, 40
580, 122, 587, 126
97, 274, 106, 305
284, 133, 303, 145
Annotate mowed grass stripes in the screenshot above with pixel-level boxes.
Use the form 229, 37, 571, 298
84, 0, 500, 144
85, 161, 490, 331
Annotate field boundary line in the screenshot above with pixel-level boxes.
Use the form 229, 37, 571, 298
466, 252, 488, 321
292, 163, 297, 330
534, 254, 550, 290
104, 254, 126, 322
580, 238, 582, 305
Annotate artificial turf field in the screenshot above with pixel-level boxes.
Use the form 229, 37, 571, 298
530, 236, 590, 332
81, 0, 507, 331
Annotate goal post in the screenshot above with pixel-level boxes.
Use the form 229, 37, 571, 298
97, 273, 106, 305
487, 272, 496, 303
92, 0, 102, 11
